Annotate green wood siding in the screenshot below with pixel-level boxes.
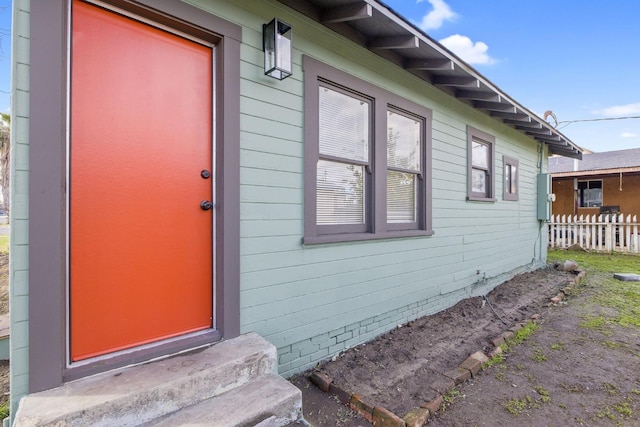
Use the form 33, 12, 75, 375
10, 0, 31, 417
10, 0, 551, 407
188, 0, 550, 373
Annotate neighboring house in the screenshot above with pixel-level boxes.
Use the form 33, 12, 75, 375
9, 0, 582, 423
549, 148, 640, 218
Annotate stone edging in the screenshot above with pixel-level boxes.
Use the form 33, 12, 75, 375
308, 269, 587, 427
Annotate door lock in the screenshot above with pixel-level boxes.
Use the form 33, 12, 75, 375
200, 200, 213, 211
201, 170, 211, 179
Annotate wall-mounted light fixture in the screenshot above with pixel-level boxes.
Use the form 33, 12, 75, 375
263, 18, 292, 80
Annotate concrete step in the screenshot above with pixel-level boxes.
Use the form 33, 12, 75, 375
145, 374, 302, 427
14, 333, 281, 427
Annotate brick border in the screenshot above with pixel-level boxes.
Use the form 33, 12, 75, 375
308, 269, 587, 427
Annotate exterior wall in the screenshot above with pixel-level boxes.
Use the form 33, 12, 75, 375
10, 0, 551, 413
9, 0, 31, 417
552, 173, 640, 218
188, 0, 549, 374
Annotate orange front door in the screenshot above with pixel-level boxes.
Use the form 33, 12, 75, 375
70, 1, 214, 361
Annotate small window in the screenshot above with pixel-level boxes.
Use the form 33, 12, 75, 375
467, 126, 495, 201
303, 56, 433, 244
503, 156, 519, 201
578, 180, 602, 207
387, 108, 422, 225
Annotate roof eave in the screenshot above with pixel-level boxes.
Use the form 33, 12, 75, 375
551, 166, 640, 177
277, 0, 583, 159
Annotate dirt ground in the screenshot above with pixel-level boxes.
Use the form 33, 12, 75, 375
291, 263, 640, 426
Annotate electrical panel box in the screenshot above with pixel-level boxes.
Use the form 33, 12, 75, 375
537, 173, 551, 221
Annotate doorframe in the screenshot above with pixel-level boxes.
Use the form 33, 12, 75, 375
29, 0, 241, 392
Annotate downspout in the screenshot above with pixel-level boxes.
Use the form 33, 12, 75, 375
573, 159, 579, 215
537, 142, 545, 264
531, 142, 546, 267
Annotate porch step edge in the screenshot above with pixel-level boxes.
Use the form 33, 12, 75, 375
14, 333, 276, 427
145, 374, 303, 427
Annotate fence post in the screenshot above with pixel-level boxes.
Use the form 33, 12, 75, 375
597, 214, 603, 252
590, 214, 596, 250
632, 215, 640, 253
625, 214, 631, 253
605, 215, 612, 252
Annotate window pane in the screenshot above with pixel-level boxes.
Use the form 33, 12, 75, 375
504, 164, 511, 193
387, 171, 415, 223
317, 159, 365, 225
319, 86, 369, 162
472, 140, 489, 168
586, 188, 602, 207
387, 111, 420, 172
579, 181, 603, 207
505, 164, 517, 194
472, 168, 486, 193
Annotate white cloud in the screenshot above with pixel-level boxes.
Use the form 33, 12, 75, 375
621, 132, 637, 138
439, 34, 496, 65
418, 0, 457, 31
596, 103, 640, 117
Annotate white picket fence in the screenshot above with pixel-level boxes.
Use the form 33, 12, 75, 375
548, 214, 640, 253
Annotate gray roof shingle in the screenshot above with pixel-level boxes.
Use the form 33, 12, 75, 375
549, 148, 640, 174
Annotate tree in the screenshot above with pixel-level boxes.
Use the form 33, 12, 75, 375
0, 112, 9, 218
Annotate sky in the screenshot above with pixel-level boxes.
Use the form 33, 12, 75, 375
0, 2, 638, 153
382, 0, 640, 154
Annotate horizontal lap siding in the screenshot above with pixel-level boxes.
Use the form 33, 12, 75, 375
193, 0, 545, 373
10, 0, 31, 415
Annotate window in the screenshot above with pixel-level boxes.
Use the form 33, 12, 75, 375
303, 56, 433, 243
317, 85, 369, 230
578, 180, 602, 207
467, 126, 495, 201
503, 156, 519, 201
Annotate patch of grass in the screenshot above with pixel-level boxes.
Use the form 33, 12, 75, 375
550, 342, 564, 350
501, 321, 539, 354
0, 235, 7, 254
631, 388, 640, 395
558, 403, 567, 409
441, 388, 462, 411
560, 383, 584, 393
595, 399, 633, 422
504, 396, 534, 415
495, 371, 506, 381
511, 322, 539, 345
547, 250, 640, 273
531, 349, 547, 363
515, 364, 525, 370
595, 406, 617, 421
581, 315, 606, 331
613, 399, 632, 417
603, 382, 619, 396
483, 352, 504, 369
602, 340, 621, 349
549, 250, 640, 332
503, 388, 553, 416
533, 386, 551, 403
0, 403, 8, 420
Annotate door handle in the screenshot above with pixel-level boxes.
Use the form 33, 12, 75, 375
200, 200, 213, 211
